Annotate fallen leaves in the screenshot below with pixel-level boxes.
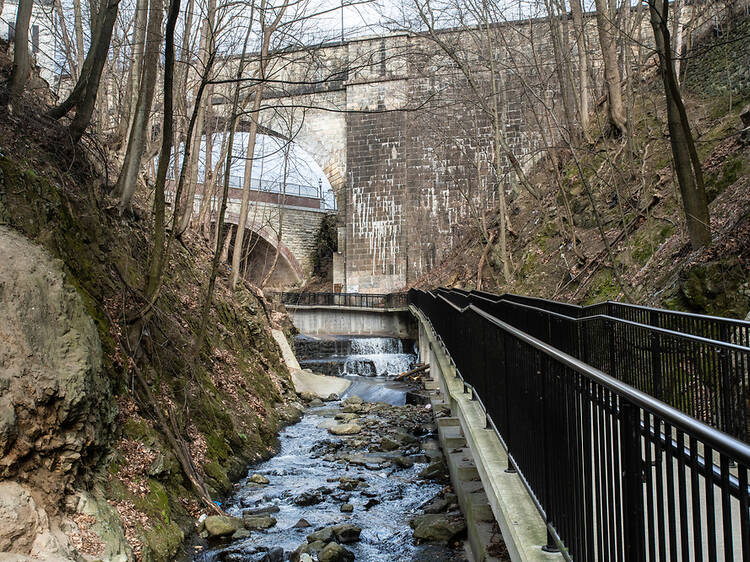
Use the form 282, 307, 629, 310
68, 513, 105, 558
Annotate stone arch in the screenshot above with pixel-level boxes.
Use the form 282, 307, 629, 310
221, 214, 304, 287
216, 94, 347, 205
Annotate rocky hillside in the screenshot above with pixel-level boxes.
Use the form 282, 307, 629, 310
415, 16, 750, 320
0, 81, 304, 560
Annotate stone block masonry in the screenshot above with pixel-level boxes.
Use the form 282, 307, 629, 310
207, 11, 691, 291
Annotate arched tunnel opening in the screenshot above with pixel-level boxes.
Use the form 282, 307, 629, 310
215, 222, 302, 288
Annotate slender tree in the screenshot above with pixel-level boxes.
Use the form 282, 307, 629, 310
648, 0, 710, 248
593, 0, 627, 136
230, 0, 291, 289
47, 0, 121, 143
4, 0, 34, 104
115, 0, 163, 212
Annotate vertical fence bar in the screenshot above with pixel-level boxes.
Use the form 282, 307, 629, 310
619, 399, 645, 561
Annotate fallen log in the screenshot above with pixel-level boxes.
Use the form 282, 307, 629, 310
396, 364, 429, 381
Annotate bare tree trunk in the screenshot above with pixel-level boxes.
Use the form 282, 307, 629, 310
117, 0, 148, 150
5, 0, 33, 104
116, 0, 163, 211
220, 225, 233, 262
230, 0, 290, 289
73, 0, 86, 69
145, 0, 181, 300
593, 0, 627, 136
176, 0, 216, 234
54, 0, 80, 81
482, 7, 512, 282
569, 0, 590, 133
47, 0, 121, 143
671, 0, 684, 83
261, 141, 290, 287
230, 90, 262, 288
648, 0, 710, 248
194, 23, 255, 353
545, 0, 578, 142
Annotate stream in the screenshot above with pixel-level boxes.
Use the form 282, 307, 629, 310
195, 336, 467, 562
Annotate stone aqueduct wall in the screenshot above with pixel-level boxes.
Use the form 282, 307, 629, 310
209, 12, 670, 291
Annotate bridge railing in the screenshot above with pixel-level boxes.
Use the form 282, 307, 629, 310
279, 291, 407, 309
436, 288, 750, 441
409, 288, 750, 562
466, 289, 750, 347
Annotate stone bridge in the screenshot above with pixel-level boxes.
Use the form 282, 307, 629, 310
204, 13, 663, 291
177, 182, 333, 286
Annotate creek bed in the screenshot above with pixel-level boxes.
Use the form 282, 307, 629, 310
195, 336, 467, 562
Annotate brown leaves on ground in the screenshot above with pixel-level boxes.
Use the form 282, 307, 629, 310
68, 513, 105, 558
187, 423, 208, 470
114, 439, 157, 497
109, 499, 150, 561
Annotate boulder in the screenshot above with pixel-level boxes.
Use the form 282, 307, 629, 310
328, 423, 362, 436
307, 540, 327, 553
334, 413, 359, 422
337, 477, 359, 491
293, 518, 312, 528
419, 458, 448, 480
231, 528, 252, 539
249, 473, 270, 485
290, 543, 312, 562
243, 505, 280, 516
309, 398, 325, 407
318, 542, 355, 562
392, 456, 415, 469
294, 490, 325, 506
332, 523, 362, 544
307, 527, 334, 543
378, 437, 400, 451
410, 513, 466, 543
260, 547, 284, 562
242, 514, 277, 530
204, 515, 243, 537
340, 503, 353, 513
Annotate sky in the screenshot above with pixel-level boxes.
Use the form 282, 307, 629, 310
194, 133, 337, 209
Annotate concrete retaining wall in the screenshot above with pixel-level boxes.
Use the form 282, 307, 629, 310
413, 305, 563, 562
286, 305, 415, 337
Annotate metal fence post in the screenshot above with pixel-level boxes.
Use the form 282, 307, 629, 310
620, 400, 645, 561
607, 319, 617, 378
650, 331, 663, 401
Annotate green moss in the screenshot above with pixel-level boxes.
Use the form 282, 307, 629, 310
582, 269, 620, 305
705, 155, 747, 202
142, 521, 184, 562
631, 222, 675, 266
203, 461, 232, 494
678, 259, 749, 318
122, 418, 160, 447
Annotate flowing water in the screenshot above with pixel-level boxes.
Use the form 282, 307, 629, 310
196, 336, 464, 562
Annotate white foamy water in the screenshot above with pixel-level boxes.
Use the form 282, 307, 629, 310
341, 337, 414, 377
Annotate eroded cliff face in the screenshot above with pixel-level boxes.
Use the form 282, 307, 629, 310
0, 225, 125, 560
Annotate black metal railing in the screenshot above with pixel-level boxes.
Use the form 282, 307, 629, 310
409, 288, 750, 562
466, 289, 750, 347
437, 288, 750, 442
279, 291, 407, 309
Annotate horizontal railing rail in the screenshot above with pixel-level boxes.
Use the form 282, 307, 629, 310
409, 288, 750, 562
437, 288, 750, 442
279, 291, 407, 309
466, 289, 750, 348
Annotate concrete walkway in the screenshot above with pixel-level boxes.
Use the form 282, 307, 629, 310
271, 329, 351, 398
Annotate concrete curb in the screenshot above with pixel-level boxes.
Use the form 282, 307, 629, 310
413, 306, 564, 562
